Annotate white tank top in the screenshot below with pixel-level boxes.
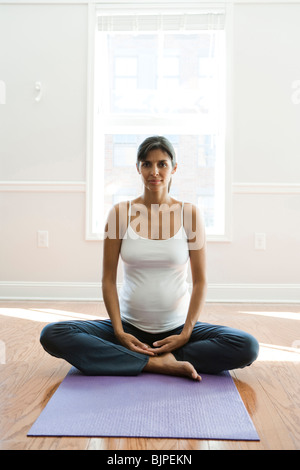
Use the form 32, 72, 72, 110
119, 201, 190, 333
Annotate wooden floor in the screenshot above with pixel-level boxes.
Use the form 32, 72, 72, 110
0, 300, 299, 451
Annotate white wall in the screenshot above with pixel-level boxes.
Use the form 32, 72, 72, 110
0, 1, 300, 302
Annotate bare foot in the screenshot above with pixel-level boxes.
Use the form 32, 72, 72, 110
144, 352, 201, 381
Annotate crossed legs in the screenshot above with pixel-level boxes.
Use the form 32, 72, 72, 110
40, 319, 259, 378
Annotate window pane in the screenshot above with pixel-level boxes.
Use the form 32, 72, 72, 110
115, 57, 137, 76
162, 57, 179, 76
103, 32, 223, 116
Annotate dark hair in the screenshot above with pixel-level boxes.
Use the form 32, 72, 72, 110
137, 136, 177, 192
137, 136, 176, 167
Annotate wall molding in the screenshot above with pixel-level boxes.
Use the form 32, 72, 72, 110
2, 181, 299, 195
0, 181, 86, 192
233, 183, 300, 194
1, 281, 299, 303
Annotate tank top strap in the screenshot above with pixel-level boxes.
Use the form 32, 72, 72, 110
128, 200, 132, 227
181, 202, 184, 226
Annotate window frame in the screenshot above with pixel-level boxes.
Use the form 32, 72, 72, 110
85, 1, 233, 242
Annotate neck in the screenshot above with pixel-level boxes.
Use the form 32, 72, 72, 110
141, 188, 172, 207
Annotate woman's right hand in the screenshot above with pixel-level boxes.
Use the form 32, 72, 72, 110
116, 332, 157, 356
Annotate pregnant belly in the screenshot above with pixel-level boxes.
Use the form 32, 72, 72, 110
121, 277, 188, 313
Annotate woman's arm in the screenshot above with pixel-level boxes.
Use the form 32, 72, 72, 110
102, 202, 156, 356
102, 203, 125, 337
153, 203, 207, 353
181, 203, 207, 339
180, 244, 207, 341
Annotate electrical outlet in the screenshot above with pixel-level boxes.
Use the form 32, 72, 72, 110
37, 230, 49, 248
254, 233, 266, 250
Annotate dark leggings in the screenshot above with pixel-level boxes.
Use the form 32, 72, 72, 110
40, 319, 259, 376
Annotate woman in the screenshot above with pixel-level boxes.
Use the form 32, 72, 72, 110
40, 136, 259, 381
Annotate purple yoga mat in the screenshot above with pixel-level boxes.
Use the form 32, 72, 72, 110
28, 368, 259, 440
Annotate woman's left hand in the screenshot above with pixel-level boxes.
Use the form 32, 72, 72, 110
152, 333, 188, 355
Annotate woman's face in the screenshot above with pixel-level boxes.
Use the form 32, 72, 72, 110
136, 148, 177, 193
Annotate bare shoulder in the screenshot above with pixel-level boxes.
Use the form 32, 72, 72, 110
105, 201, 129, 239
183, 202, 204, 223
183, 202, 206, 250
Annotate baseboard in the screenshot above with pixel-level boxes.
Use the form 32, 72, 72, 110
0, 281, 299, 303
205, 283, 300, 303
0, 282, 101, 301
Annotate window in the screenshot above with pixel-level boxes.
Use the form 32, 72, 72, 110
87, 5, 228, 240
114, 57, 138, 91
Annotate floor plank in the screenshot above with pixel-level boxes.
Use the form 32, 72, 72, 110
0, 301, 299, 450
